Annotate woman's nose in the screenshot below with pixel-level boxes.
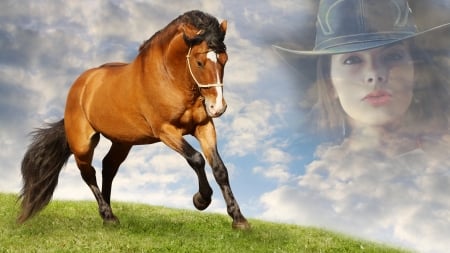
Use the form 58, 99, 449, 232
364, 62, 387, 86
366, 75, 385, 83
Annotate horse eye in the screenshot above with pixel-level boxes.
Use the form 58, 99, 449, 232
196, 61, 203, 67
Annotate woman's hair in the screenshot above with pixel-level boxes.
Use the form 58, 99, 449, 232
311, 55, 346, 132
310, 41, 449, 137
406, 43, 449, 135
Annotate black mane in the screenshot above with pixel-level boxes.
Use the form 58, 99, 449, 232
180, 10, 226, 52
139, 10, 226, 53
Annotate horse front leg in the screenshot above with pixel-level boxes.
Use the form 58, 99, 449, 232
159, 125, 213, 211
195, 122, 250, 230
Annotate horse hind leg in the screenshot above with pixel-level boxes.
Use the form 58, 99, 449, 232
101, 143, 132, 206
70, 132, 119, 224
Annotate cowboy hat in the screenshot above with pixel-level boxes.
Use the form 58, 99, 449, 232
273, 0, 450, 56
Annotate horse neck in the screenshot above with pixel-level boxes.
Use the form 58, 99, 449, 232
137, 25, 192, 86
133, 23, 199, 100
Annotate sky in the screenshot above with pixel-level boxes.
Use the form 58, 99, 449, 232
0, 1, 449, 252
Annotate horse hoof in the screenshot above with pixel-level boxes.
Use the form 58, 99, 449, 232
193, 192, 211, 211
103, 219, 120, 227
103, 216, 120, 226
232, 220, 251, 230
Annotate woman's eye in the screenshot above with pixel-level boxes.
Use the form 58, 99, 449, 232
384, 52, 404, 62
343, 55, 361, 65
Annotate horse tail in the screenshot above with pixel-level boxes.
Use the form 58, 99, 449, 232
18, 119, 72, 223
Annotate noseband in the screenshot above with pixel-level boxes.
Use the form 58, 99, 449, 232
186, 47, 224, 88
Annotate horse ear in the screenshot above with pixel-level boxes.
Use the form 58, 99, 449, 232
220, 20, 227, 34
179, 24, 200, 40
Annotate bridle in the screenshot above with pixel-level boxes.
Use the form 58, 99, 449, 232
186, 47, 224, 88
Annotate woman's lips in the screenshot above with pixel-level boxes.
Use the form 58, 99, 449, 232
362, 90, 392, 106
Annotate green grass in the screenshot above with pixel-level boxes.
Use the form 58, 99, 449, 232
0, 193, 410, 253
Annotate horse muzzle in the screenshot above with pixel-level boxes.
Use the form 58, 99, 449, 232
205, 99, 227, 118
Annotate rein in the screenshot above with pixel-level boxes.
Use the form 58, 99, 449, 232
186, 47, 224, 88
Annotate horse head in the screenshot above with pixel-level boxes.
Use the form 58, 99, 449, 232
180, 13, 228, 118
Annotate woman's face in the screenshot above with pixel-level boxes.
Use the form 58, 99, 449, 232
330, 43, 414, 127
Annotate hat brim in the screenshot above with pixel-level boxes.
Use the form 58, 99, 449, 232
273, 23, 450, 56
272, 23, 450, 93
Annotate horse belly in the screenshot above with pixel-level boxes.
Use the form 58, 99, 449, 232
88, 110, 158, 145
98, 122, 160, 145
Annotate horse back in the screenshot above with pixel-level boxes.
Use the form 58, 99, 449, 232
98, 62, 128, 68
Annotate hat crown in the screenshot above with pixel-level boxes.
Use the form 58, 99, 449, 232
314, 0, 417, 50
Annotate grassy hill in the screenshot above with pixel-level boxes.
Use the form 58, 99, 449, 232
0, 193, 410, 253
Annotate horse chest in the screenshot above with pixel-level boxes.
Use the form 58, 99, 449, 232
177, 106, 208, 129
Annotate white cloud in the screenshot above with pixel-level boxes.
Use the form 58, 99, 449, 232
223, 99, 280, 156
259, 136, 450, 253
253, 164, 291, 182
263, 147, 292, 164
267, 0, 308, 13
223, 21, 264, 86
252, 147, 293, 182
243, 8, 274, 26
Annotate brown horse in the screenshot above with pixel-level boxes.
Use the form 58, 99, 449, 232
18, 10, 249, 230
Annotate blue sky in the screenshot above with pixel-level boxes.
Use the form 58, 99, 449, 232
1, 1, 449, 252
